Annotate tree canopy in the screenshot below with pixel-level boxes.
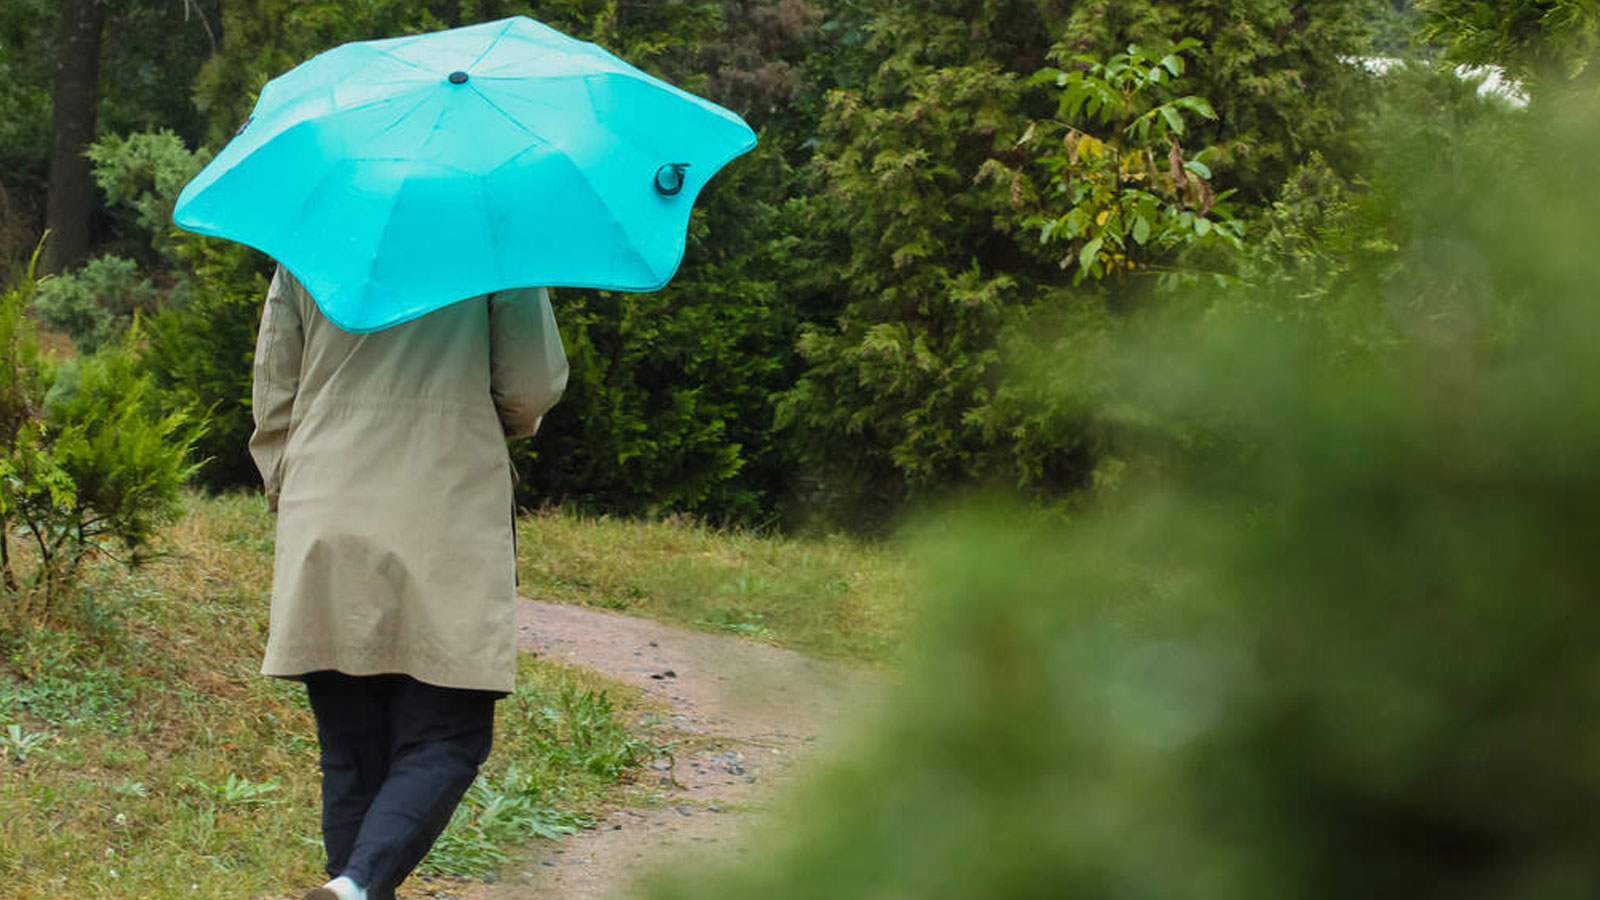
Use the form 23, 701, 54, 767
0, 0, 1582, 530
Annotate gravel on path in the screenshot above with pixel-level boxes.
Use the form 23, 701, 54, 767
433, 598, 881, 900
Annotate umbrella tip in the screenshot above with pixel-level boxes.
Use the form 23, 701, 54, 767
448, 71, 469, 85
654, 163, 690, 196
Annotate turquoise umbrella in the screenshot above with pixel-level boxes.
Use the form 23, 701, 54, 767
172, 16, 757, 332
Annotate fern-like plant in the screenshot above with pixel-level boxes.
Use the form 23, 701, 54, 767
0, 241, 202, 625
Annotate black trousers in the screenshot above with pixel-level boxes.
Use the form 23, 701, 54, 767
303, 672, 499, 900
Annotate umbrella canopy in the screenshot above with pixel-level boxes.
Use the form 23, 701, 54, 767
173, 16, 757, 332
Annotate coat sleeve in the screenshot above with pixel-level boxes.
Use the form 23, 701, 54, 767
248, 266, 305, 512
489, 286, 569, 439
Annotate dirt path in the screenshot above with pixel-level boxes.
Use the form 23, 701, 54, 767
443, 598, 879, 900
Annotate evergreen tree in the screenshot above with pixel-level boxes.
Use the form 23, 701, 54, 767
778, 0, 1378, 530
1422, 0, 1600, 93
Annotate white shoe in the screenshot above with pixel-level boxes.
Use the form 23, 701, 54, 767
301, 876, 366, 900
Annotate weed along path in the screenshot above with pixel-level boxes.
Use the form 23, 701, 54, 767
457, 597, 879, 900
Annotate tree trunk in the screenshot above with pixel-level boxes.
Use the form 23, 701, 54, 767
43, 0, 106, 275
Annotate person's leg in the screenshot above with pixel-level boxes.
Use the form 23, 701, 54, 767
303, 672, 394, 880
338, 677, 498, 899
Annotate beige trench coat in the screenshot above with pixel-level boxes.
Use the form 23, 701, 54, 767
249, 267, 567, 692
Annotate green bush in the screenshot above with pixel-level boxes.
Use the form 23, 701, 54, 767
85, 130, 205, 265
1225, 60, 1525, 367
141, 236, 269, 492
32, 254, 156, 353
0, 250, 201, 623
1422, 0, 1600, 91
68, 129, 269, 492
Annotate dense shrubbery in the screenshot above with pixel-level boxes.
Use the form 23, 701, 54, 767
0, 0, 1590, 531
643, 83, 1600, 900
776, 0, 1375, 527
32, 254, 155, 353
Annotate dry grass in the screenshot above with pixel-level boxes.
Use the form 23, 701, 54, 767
0, 494, 319, 898
516, 509, 912, 663
34, 325, 76, 359
0, 494, 663, 900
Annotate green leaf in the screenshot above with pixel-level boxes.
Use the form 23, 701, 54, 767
1173, 95, 1218, 120
1078, 236, 1105, 272
1027, 67, 1066, 87
1159, 106, 1185, 136
1132, 216, 1151, 245
1184, 159, 1213, 179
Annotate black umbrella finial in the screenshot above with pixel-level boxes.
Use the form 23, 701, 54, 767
654, 163, 690, 196
448, 71, 469, 85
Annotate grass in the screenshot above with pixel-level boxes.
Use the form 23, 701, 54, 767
0, 494, 906, 897
516, 509, 911, 663
0, 493, 667, 900
422, 678, 664, 879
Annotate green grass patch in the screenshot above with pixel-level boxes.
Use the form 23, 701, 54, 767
0, 493, 664, 899
516, 509, 911, 662
421, 659, 668, 880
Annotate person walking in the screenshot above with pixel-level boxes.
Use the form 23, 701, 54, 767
248, 265, 568, 900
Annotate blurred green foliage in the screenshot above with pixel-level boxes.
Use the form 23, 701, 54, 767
1422, 0, 1600, 90
0, 0, 219, 270
643, 83, 1600, 900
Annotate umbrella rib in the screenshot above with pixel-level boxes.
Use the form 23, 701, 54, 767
349, 157, 422, 323
412, 97, 455, 160
251, 84, 434, 140
371, 46, 426, 70
463, 18, 518, 73
369, 92, 437, 138
260, 45, 426, 113
539, 152, 655, 280
479, 141, 648, 274
274, 101, 443, 258
284, 160, 357, 237
574, 73, 725, 172
465, 85, 536, 137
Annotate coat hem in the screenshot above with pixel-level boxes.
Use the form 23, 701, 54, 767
262, 647, 516, 694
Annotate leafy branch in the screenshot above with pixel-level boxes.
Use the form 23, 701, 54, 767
1016, 40, 1244, 286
